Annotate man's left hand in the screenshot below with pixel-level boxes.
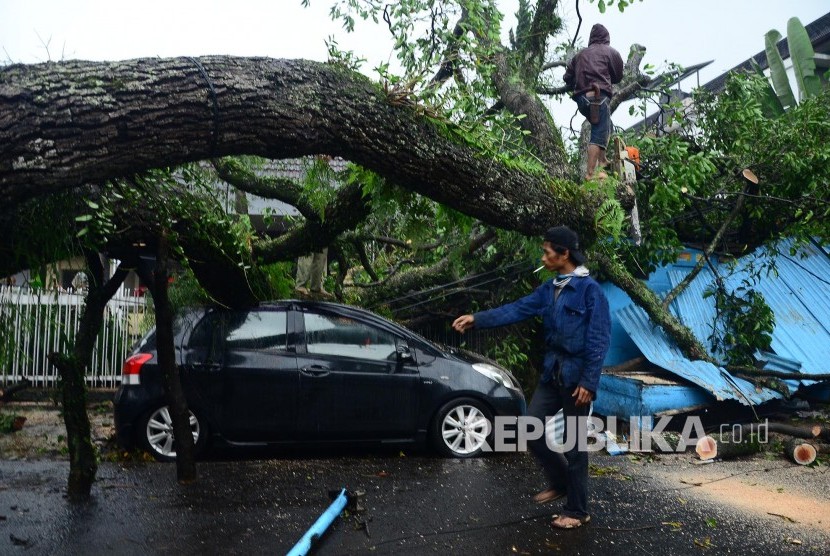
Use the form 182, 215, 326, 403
572, 386, 593, 407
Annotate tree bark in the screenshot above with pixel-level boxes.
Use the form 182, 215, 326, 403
0, 57, 601, 238
695, 432, 761, 460
47, 252, 127, 501
144, 235, 198, 483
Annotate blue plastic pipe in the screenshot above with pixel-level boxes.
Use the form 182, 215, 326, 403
286, 488, 349, 556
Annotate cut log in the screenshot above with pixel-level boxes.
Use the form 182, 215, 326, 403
784, 438, 817, 465
695, 433, 762, 460
696, 435, 718, 459
739, 422, 830, 442
0, 379, 31, 402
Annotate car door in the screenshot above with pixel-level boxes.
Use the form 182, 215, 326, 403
205, 307, 299, 442
295, 308, 420, 440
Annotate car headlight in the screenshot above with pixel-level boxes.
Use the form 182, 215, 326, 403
472, 363, 522, 391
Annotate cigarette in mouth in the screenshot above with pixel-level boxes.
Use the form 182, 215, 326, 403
534, 265, 545, 273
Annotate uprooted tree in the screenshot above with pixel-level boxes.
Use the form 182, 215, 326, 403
2, 2, 829, 497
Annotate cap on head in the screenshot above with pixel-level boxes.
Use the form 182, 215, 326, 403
544, 226, 586, 265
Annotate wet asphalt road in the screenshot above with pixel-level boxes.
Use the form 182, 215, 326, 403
1, 448, 828, 555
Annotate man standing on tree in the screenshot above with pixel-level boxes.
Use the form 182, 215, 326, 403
564, 23, 624, 180
452, 226, 611, 529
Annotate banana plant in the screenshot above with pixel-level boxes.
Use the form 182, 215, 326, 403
763, 29, 796, 109
787, 17, 823, 101
758, 17, 825, 115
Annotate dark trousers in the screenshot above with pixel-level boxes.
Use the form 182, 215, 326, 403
527, 378, 591, 518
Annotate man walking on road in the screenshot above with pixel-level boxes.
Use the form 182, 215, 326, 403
453, 226, 611, 529
564, 23, 624, 180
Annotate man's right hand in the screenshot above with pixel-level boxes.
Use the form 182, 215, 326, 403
452, 315, 475, 333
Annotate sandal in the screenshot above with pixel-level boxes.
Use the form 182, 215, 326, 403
552, 515, 591, 529
532, 489, 565, 504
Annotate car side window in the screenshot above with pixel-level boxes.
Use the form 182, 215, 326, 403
224, 310, 288, 351
189, 311, 223, 349
304, 312, 397, 361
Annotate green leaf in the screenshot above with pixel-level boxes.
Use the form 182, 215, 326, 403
763, 29, 796, 109
787, 17, 823, 100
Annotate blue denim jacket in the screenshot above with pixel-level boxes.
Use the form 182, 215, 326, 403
472, 277, 611, 395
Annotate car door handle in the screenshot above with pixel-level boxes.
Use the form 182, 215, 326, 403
300, 365, 331, 377
198, 362, 222, 372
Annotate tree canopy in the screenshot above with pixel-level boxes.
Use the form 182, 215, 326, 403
2, 2, 829, 373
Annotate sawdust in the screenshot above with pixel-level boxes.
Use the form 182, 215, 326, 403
671, 466, 830, 533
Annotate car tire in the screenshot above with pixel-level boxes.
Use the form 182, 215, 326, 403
139, 405, 208, 462
431, 397, 494, 458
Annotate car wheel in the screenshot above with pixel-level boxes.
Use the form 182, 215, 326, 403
431, 397, 493, 458
140, 405, 207, 462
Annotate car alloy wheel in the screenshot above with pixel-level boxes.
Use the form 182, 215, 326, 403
433, 398, 493, 458
142, 405, 204, 462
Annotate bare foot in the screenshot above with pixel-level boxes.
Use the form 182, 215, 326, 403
551, 515, 591, 529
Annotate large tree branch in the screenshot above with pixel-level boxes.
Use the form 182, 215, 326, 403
0, 56, 601, 238
594, 250, 715, 362
521, 0, 562, 79
211, 157, 316, 218
470, 5, 569, 177
252, 180, 371, 261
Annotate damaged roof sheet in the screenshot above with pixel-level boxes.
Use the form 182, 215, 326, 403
616, 304, 782, 405
616, 239, 829, 404
731, 240, 830, 381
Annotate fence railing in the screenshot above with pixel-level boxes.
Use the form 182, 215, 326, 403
0, 286, 153, 388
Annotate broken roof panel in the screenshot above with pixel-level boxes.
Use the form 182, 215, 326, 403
667, 239, 830, 388
623, 238, 830, 400
616, 304, 782, 405
737, 241, 830, 379
666, 267, 725, 364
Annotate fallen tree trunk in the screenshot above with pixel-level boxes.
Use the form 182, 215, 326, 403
783, 438, 817, 465
741, 422, 830, 442
695, 433, 762, 460
0, 379, 30, 402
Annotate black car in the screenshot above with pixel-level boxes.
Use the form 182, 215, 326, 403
114, 300, 526, 461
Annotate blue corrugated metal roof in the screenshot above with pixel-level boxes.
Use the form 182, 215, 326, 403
735, 240, 830, 380
616, 304, 782, 405
613, 239, 830, 404
665, 239, 830, 389
666, 268, 726, 364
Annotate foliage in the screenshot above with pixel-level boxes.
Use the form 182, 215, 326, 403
321, 0, 553, 174
705, 273, 775, 367
592, 0, 644, 14
0, 412, 25, 433
485, 328, 535, 394
620, 57, 830, 368
759, 17, 823, 117
166, 269, 212, 315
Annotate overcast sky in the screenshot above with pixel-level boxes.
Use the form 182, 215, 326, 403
2, 1, 828, 130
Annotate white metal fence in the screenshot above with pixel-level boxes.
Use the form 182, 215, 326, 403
0, 286, 153, 388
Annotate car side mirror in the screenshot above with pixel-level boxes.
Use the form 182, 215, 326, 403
396, 340, 414, 362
